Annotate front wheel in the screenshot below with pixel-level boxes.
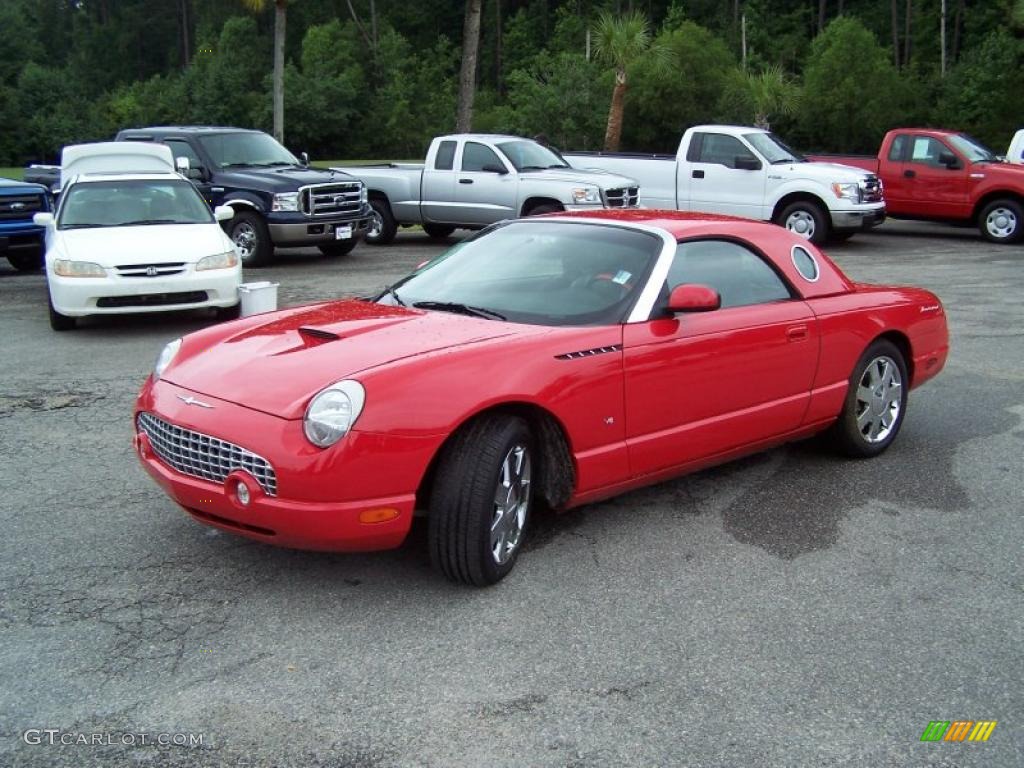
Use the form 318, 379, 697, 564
777, 201, 829, 245
215, 303, 241, 321
827, 339, 908, 458
229, 211, 273, 267
978, 199, 1023, 244
48, 291, 75, 331
365, 198, 397, 245
7, 249, 43, 272
428, 414, 534, 586
525, 203, 563, 217
318, 239, 358, 258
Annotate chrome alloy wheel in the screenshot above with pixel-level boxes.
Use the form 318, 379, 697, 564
855, 355, 903, 443
232, 222, 257, 261
785, 210, 816, 239
366, 209, 384, 240
985, 206, 1018, 239
491, 444, 531, 565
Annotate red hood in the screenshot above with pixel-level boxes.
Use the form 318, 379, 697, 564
163, 300, 536, 418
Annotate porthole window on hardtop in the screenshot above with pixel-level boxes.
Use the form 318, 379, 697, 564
791, 245, 820, 282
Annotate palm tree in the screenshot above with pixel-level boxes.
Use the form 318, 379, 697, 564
747, 66, 800, 131
456, 0, 484, 132
592, 11, 663, 152
240, 0, 290, 143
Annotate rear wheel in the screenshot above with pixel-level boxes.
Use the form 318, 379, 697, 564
827, 339, 908, 458
428, 414, 533, 586
365, 197, 397, 245
48, 291, 75, 331
318, 239, 358, 257
230, 211, 273, 267
422, 223, 456, 239
7, 249, 43, 272
777, 200, 829, 245
978, 199, 1023, 244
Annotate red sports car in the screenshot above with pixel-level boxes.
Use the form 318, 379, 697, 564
134, 210, 948, 585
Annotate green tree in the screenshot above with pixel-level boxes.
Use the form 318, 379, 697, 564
747, 65, 800, 130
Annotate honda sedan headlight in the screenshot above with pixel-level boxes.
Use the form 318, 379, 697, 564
196, 251, 239, 271
53, 259, 106, 278
572, 187, 601, 204
831, 182, 861, 202
153, 337, 182, 381
304, 380, 366, 447
272, 192, 300, 211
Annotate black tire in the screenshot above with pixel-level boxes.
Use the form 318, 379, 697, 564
318, 239, 359, 258
422, 223, 456, 239
829, 231, 856, 243
48, 293, 75, 331
229, 211, 273, 267
365, 197, 397, 245
7, 249, 43, 272
525, 203, 563, 217
977, 198, 1024, 244
428, 414, 534, 586
827, 339, 908, 458
776, 200, 830, 245
215, 303, 241, 321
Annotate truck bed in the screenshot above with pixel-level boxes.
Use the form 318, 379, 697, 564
563, 152, 677, 209
805, 154, 879, 173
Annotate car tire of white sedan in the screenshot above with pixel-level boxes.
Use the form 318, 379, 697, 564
777, 201, 829, 245
365, 198, 397, 245
230, 211, 273, 267
429, 414, 534, 586
978, 198, 1024, 244
48, 291, 75, 331
828, 339, 908, 458
216, 303, 241, 322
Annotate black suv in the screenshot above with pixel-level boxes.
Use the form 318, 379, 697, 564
113, 126, 372, 266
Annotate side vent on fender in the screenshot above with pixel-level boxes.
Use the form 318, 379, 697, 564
554, 345, 622, 360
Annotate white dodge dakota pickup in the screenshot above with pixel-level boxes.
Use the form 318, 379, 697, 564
564, 125, 886, 244
341, 134, 640, 244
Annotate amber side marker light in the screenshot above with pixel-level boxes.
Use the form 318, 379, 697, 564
359, 507, 400, 524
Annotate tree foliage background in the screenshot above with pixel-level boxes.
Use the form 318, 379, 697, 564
1, 0, 1022, 164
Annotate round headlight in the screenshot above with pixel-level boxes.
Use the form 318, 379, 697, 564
153, 338, 182, 381
303, 380, 366, 447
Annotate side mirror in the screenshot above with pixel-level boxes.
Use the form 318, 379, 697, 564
33, 212, 54, 227
667, 283, 721, 313
734, 156, 762, 171
175, 156, 191, 173
213, 205, 234, 222
300, 151, 310, 167
481, 163, 509, 175
938, 151, 959, 169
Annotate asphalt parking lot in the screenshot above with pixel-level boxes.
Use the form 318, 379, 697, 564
1, 220, 1021, 767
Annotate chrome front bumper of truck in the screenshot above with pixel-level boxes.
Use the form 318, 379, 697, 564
831, 206, 886, 231
268, 216, 372, 246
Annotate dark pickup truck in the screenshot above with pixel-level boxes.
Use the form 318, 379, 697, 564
0, 178, 52, 271
110, 126, 373, 266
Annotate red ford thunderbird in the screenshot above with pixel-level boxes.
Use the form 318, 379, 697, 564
134, 210, 948, 585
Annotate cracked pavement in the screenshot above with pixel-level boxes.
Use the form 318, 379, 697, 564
1, 222, 1021, 767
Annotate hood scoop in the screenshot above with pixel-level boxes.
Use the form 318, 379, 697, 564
297, 326, 341, 346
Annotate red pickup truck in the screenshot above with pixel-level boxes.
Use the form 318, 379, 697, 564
809, 128, 1024, 244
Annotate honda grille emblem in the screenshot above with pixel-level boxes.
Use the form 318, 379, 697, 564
177, 395, 214, 409
146, 266, 158, 276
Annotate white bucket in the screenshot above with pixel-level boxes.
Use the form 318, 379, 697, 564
238, 281, 279, 316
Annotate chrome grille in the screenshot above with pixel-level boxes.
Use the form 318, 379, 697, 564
116, 262, 187, 277
604, 187, 639, 208
861, 175, 883, 203
0, 193, 45, 221
301, 182, 363, 217
137, 412, 278, 496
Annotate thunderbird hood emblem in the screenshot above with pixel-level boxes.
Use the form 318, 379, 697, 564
177, 395, 214, 408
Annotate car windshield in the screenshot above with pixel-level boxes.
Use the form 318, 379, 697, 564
58, 179, 213, 229
744, 132, 805, 164
496, 140, 569, 170
947, 133, 997, 163
198, 132, 299, 168
376, 221, 661, 327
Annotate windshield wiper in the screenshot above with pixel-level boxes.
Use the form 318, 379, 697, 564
519, 165, 547, 171
412, 301, 506, 321
378, 285, 405, 306
546, 163, 570, 168
60, 223, 107, 230
120, 219, 186, 226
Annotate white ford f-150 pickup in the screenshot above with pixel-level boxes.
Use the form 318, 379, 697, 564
341, 134, 640, 244
564, 125, 886, 244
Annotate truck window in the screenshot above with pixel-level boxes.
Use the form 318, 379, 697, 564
668, 240, 792, 309
462, 142, 503, 172
909, 136, 952, 168
164, 140, 203, 170
692, 134, 757, 169
888, 135, 909, 162
435, 140, 456, 170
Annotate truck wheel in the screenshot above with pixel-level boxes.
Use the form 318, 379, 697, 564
978, 199, 1023, 244
48, 292, 75, 331
365, 198, 397, 245
428, 414, 534, 586
777, 201, 829, 245
7, 250, 43, 272
422, 223, 456, 240
525, 203, 563, 217
319, 239, 358, 258
229, 211, 273, 267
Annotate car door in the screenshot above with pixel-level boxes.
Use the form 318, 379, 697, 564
900, 135, 970, 218
452, 141, 519, 226
679, 132, 766, 219
420, 139, 458, 223
622, 238, 819, 477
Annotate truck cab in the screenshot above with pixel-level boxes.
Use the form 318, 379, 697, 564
115, 126, 373, 266
0, 177, 52, 271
